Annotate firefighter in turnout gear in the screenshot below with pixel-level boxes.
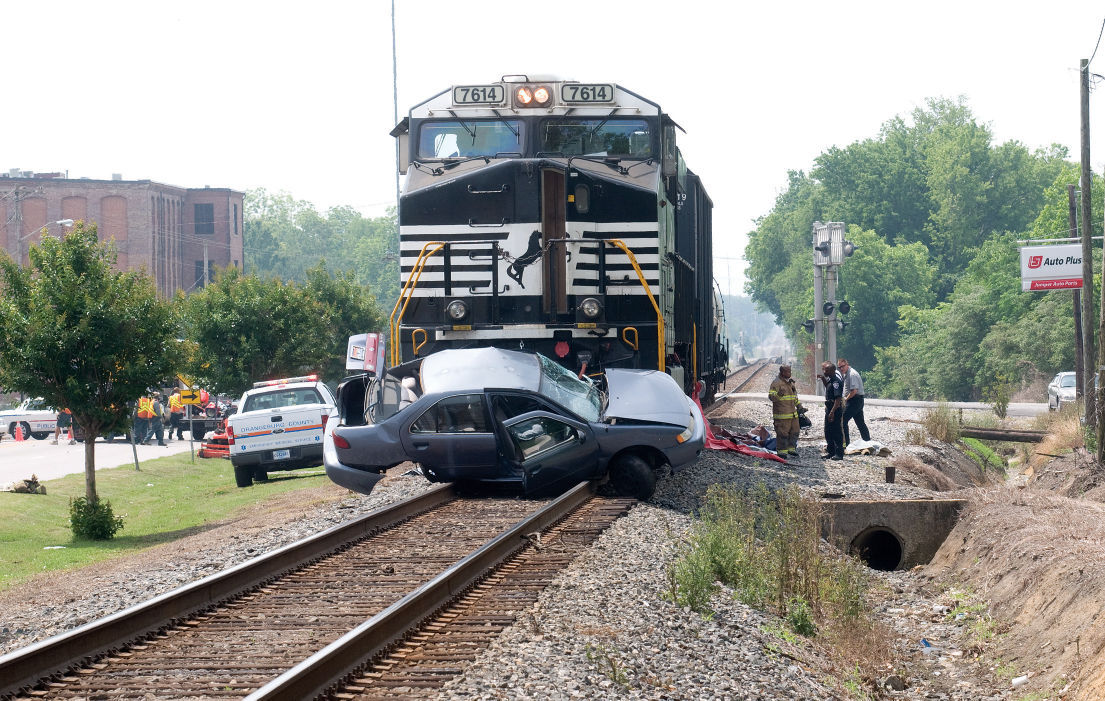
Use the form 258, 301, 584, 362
768, 365, 802, 458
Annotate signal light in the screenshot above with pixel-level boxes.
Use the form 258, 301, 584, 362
802, 319, 814, 332
838, 301, 851, 314
843, 240, 856, 257
823, 301, 835, 316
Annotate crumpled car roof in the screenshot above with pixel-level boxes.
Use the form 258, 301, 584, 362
420, 347, 541, 394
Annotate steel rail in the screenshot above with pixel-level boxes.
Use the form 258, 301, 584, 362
714, 359, 773, 402
0, 484, 457, 697
246, 480, 597, 701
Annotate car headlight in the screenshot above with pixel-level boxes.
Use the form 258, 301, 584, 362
579, 297, 603, 319
446, 300, 469, 321
676, 412, 695, 443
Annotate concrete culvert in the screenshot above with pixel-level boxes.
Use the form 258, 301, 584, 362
851, 527, 903, 571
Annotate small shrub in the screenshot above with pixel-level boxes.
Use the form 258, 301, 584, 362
983, 378, 1012, 419
905, 427, 926, 445
664, 543, 717, 613
69, 496, 125, 540
786, 597, 817, 637
921, 404, 959, 443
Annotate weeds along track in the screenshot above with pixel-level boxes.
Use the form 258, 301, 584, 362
1, 484, 635, 700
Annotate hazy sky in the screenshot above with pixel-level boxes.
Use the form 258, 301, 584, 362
7, 1, 1105, 294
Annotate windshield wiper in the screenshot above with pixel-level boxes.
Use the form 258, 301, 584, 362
568, 155, 629, 175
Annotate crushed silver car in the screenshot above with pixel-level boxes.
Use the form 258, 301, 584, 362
324, 347, 704, 499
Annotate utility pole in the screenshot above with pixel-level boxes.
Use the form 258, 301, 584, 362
1083, 59, 1103, 460
1070, 184, 1085, 397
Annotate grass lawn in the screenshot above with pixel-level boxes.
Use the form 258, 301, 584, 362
0, 454, 332, 591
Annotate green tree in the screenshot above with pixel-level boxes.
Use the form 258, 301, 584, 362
0, 223, 179, 504
304, 262, 387, 383
242, 188, 400, 312
181, 265, 386, 396
181, 267, 327, 397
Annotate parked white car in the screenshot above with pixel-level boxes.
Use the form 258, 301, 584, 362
0, 397, 57, 440
1047, 371, 1077, 411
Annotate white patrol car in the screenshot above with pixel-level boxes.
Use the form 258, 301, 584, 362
225, 375, 336, 487
0, 397, 58, 440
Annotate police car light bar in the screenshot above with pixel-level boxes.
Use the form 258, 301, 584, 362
253, 374, 318, 388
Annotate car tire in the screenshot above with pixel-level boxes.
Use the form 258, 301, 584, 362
253, 468, 268, 482
234, 465, 254, 488
32, 431, 50, 440
608, 454, 657, 500
21, 422, 34, 439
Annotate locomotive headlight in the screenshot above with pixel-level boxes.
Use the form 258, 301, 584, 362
514, 85, 552, 108
446, 300, 469, 321
579, 297, 603, 319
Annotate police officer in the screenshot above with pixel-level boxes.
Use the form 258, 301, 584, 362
819, 361, 844, 460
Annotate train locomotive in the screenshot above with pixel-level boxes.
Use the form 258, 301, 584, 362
389, 75, 726, 399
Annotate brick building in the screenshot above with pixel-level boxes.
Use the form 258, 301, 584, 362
0, 170, 244, 297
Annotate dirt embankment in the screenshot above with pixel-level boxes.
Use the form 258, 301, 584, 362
924, 444, 1105, 699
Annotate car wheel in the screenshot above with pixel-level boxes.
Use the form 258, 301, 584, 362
192, 430, 206, 442
253, 468, 268, 482
20, 422, 35, 439
32, 431, 50, 440
608, 454, 657, 500
234, 465, 254, 488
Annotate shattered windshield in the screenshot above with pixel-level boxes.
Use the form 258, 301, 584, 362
536, 355, 601, 422
539, 118, 650, 157
418, 119, 523, 159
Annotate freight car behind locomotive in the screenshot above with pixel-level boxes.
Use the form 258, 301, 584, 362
389, 75, 726, 399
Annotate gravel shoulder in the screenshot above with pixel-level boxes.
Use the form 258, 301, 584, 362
0, 392, 1092, 699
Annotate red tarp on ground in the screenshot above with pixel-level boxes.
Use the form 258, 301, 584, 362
694, 393, 788, 464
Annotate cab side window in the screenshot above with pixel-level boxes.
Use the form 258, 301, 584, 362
411, 394, 490, 434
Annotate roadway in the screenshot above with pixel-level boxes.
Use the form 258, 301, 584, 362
0, 435, 199, 488
715, 392, 1050, 418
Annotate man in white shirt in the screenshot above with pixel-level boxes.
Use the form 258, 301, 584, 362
837, 358, 871, 445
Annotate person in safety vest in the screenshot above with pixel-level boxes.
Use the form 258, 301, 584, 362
168, 390, 185, 440
135, 393, 156, 445
768, 365, 803, 459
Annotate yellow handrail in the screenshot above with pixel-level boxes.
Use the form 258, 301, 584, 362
412, 328, 428, 356
389, 242, 445, 366
605, 239, 664, 372
621, 326, 639, 351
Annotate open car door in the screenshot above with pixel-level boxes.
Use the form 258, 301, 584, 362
502, 411, 600, 495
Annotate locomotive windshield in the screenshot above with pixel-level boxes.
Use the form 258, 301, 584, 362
418, 119, 523, 159
539, 118, 651, 157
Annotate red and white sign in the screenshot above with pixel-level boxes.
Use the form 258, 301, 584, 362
345, 333, 386, 375
1020, 244, 1083, 291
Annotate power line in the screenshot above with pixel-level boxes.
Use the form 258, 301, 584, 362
1090, 14, 1105, 66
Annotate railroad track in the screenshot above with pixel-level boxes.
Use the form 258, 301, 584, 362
1, 484, 635, 700
709, 359, 776, 411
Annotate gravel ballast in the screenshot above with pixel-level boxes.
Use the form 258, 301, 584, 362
0, 393, 1016, 699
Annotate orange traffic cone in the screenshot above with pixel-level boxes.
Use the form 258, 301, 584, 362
14, 424, 24, 441
67, 426, 75, 445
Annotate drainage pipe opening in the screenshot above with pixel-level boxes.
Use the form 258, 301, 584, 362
851, 528, 903, 571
